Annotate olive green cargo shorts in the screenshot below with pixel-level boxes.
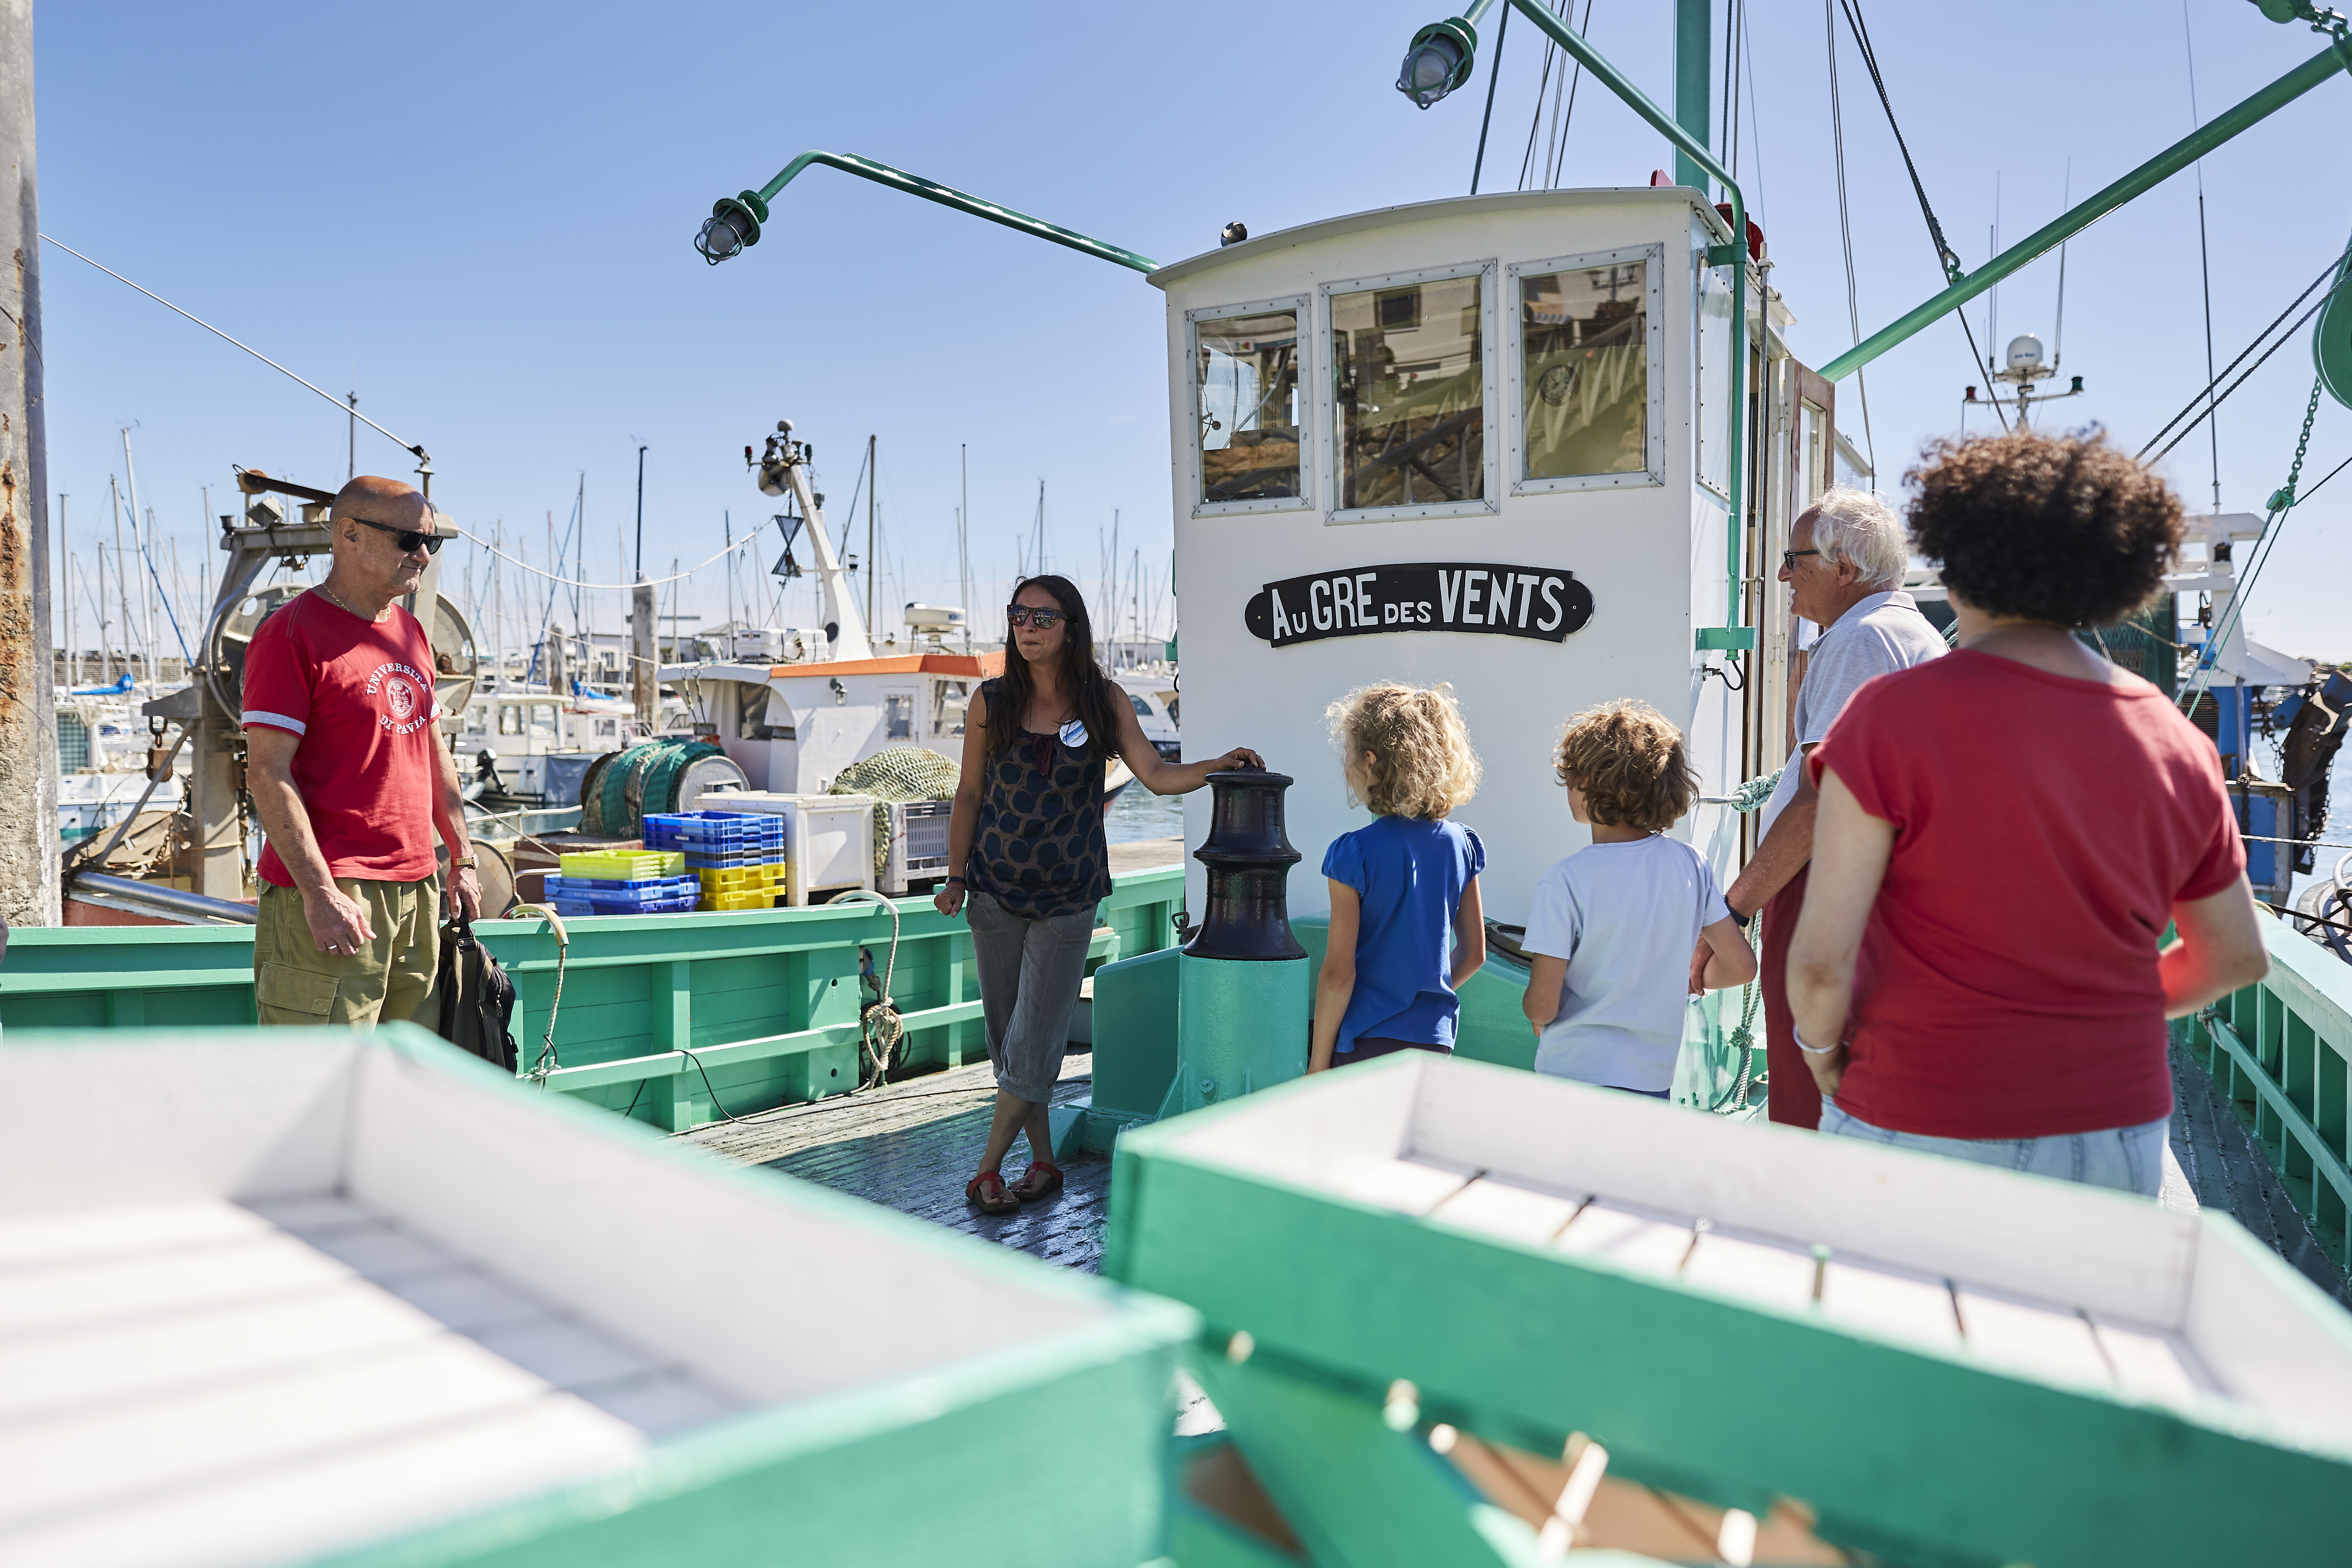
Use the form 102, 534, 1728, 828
254, 877, 442, 1027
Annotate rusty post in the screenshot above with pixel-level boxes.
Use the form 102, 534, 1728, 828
0, 0, 58, 925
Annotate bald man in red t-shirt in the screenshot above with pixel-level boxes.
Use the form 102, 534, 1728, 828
243, 475, 481, 1025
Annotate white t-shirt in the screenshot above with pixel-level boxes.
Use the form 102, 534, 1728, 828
1521, 835, 1730, 1092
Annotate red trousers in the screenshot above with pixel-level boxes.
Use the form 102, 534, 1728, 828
1761, 864, 1820, 1130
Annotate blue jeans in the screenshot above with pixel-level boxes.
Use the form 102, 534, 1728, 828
1820, 1101, 2169, 1198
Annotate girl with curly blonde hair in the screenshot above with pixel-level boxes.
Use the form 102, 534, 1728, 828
1309, 684, 1488, 1072
1520, 700, 1755, 1098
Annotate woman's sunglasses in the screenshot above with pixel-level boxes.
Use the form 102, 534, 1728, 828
1005, 606, 1064, 630
352, 515, 448, 555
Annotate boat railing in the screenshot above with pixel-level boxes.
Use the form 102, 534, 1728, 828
2178, 914, 2352, 1271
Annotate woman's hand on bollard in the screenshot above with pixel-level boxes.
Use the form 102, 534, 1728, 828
933, 877, 967, 918
1213, 746, 1267, 771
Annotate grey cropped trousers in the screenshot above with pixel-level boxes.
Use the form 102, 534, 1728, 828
965, 889, 1097, 1104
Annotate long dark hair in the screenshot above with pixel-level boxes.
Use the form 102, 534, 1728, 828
987, 574, 1125, 763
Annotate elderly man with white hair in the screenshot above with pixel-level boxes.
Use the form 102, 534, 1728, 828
1695, 487, 1944, 1129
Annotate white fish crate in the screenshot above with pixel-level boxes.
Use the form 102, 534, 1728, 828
1107, 1053, 2352, 1568
0, 1027, 1192, 1568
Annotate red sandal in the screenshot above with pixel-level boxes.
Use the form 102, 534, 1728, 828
1012, 1160, 1064, 1203
966, 1170, 1019, 1216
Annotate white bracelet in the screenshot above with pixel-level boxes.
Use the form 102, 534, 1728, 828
1793, 1027, 1841, 1057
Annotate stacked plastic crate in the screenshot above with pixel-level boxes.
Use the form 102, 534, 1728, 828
541, 850, 699, 918
644, 811, 790, 911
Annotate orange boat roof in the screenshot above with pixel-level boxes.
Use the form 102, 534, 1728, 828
762, 652, 1004, 680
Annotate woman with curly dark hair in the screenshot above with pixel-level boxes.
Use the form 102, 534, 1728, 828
937, 575, 1261, 1215
1785, 429, 2269, 1194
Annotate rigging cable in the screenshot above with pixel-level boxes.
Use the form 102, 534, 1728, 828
2184, 2, 2223, 512
1469, 0, 1513, 193
1835, 0, 2007, 430
1823, 0, 1876, 476
2137, 247, 2349, 465
1544, 0, 1594, 186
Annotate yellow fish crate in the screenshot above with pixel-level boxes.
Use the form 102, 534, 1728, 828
697, 862, 787, 894
698, 887, 780, 913
558, 849, 687, 882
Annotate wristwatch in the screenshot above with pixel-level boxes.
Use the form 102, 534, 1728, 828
450, 855, 479, 870
1728, 905, 1752, 930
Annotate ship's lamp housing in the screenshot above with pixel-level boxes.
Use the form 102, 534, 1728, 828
696, 192, 769, 265
1396, 18, 1477, 110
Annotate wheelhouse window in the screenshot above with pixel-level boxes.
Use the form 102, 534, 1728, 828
1519, 258, 1649, 480
884, 693, 915, 742
1332, 271, 1485, 510
1194, 307, 1302, 506
932, 680, 970, 737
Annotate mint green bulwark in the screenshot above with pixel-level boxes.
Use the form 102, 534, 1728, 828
1089, 946, 1181, 1127
2180, 916, 2352, 1270
1174, 954, 1309, 1113
0, 864, 1184, 1135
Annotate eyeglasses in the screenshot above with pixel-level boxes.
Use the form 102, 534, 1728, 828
351, 516, 447, 555
1780, 548, 1822, 569
1005, 606, 1064, 630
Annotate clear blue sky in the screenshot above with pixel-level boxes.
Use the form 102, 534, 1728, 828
31, 0, 2352, 664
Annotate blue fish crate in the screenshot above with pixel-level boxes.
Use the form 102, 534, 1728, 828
542, 875, 701, 910
683, 848, 787, 871
643, 811, 787, 851
548, 893, 699, 918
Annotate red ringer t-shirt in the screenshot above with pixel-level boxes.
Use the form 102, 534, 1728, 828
1808, 651, 2244, 1140
242, 591, 445, 888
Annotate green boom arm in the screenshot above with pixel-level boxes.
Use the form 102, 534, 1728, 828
699, 150, 1158, 275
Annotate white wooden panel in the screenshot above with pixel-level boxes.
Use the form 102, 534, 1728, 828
343, 1043, 1111, 1406
0, 1393, 645, 1568
1678, 1229, 1817, 1312
468, 1315, 667, 1390
1952, 1286, 2114, 1391
1553, 1202, 1692, 1278
0, 1275, 443, 1422
2087, 1316, 2209, 1410
0, 1228, 356, 1336
0, 1198, 270, 1267
2181, 1222, 2352, 1425
1427, 1177, 1589, 1246
0, 1045, 356, 1217
296, 1216, 464, 1278
1342, 1157, 1475, 1216
374, 1264, 554, 1332
1814, 1258, 1962, 1352
1166, 1055, 1421, 1189
1390, 1058, 2201, 1325
0, 1334, 563, 1520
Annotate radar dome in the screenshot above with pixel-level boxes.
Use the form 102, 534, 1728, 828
2005, 334, 2046, 372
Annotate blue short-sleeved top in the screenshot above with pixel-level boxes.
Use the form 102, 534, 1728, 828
1321, 815, 1486, 1053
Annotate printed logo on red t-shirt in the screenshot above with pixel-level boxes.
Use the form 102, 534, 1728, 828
366, 663, 434, 735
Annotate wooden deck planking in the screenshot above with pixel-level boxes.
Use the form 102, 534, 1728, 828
686, 1048, 1113, 1272
2167, 1038, 2352, 1307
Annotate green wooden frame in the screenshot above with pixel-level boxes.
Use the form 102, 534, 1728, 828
1107, 1061, 2352, 1568
0, 865, 1183, 1135
2178, 915, 2352, 1270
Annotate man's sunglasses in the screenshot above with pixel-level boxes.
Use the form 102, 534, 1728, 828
352, 515, 447, 555
1780, 548, 1821, 569
1005, 606, 1064, 630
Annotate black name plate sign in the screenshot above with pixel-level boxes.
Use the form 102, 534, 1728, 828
1245, 562, 1593, 648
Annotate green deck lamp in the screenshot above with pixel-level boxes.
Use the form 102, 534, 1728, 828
697, 193, 770, 265
1396, 18, 1478, 108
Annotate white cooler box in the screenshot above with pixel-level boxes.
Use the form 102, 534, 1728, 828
882, 799, 956, 896
704, 792, 875, 906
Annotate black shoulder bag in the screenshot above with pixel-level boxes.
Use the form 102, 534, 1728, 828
434, 915, 519, 1073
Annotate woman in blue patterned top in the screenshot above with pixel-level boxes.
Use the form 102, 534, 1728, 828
936, 574, 1261, 1215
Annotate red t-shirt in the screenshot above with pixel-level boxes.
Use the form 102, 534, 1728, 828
242, 591, 445, 888
1809, 651, 2244, 1139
